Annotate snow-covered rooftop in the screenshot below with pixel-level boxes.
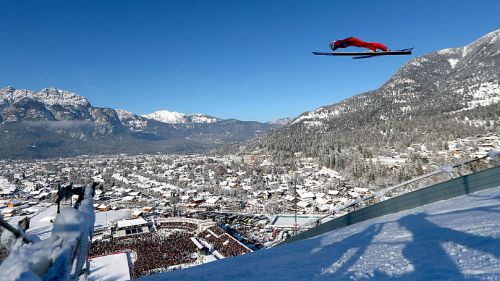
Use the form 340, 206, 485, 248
116, 217, 147, 229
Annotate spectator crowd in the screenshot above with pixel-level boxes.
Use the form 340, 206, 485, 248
199, 226, 252, 258
90, 232, 197, 278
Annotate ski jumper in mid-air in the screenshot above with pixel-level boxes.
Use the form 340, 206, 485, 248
330, 37, 389, 52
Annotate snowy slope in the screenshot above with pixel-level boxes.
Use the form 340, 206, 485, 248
6, 208, 130, 240
89, 253, 131, 281
141, 185, 500, 281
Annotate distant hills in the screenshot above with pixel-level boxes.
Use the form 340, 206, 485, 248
0, 87, 275, 158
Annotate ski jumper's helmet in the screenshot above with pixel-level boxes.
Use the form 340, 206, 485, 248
329, 41, 337, 51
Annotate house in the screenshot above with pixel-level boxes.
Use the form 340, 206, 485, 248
97, 204, 110, 212
131, 209, 143, 218
1, 207, 16, 217
121, 195, 135, 202
243, 154, 260, 164
7, 200, 22, 208
297, 201, 311, 209
298, 192, 315, 202
0, 181, 17, 196
204, 196, 221, 207
180, 195, 192, 203
253, 191, 270, 200
348, 191, 360, 199
328, 190, 339, 196
129, 191, 141, 197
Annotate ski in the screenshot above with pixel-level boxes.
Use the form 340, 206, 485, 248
313, 48, 413, 59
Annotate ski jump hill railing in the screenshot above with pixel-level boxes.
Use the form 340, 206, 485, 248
283, 149, 500, 245
0, 183, 96, 281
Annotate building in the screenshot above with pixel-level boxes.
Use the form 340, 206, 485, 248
114, 217, 150, 238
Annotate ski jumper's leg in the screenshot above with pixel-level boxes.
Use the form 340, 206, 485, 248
348, 38, 378, 51
370, 42, 389, 51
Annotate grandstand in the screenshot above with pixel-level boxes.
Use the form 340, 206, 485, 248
155, 217, 214, 234
88, 217, 252, 278
199, 226, 252, 258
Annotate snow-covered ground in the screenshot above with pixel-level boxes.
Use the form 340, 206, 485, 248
7, 206, 58, 240
94, 209, 131, 228
0, 177, 17, 195
6, 207, 130, 240
142, 185, 500, 281
89, 252, 131, 281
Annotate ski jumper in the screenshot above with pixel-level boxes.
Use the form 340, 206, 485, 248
333, 37, 389, 52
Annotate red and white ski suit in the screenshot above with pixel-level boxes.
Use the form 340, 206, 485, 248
333, 37, 389, 51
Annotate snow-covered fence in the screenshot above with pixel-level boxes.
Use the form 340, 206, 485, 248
284, 149, 500, 244
0, 217, 31, 244
0, 183, 96, 281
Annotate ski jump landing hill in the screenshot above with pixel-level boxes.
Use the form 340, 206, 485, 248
284, 164, 500, 244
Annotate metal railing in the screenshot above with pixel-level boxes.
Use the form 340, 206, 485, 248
0, 183, 96, 281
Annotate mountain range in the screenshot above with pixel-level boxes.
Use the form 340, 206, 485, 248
0, 87, 275, 158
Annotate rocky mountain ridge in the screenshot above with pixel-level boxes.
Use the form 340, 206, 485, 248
0, 87, 274, 158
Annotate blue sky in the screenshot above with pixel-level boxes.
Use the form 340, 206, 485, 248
1, 0, 499, 122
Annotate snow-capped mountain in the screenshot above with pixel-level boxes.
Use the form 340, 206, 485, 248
0, 87, 90, 108
0, 88, 274, 158
142, 110, 220, 124
267, 117, 293, 126
255, 30, 500, 163
0, 87, 125, 134
115, 109, 150, 132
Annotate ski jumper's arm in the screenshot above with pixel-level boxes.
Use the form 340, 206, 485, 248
333, 37, 354, 50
